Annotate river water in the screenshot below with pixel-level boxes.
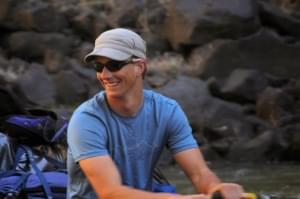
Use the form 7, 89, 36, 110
162, 162, 300, 198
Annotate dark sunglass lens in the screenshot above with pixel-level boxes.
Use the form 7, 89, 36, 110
93, 63, 104, 72
106, 60, 129, 72
93, 60, 130, 73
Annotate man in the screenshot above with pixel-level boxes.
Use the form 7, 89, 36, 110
67, 28, 244, 199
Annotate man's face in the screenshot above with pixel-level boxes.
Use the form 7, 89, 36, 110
94, 56, 144, 99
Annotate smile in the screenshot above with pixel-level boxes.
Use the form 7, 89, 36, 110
103, 81, 120, 88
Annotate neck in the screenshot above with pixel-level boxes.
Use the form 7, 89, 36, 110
106, 89, 144, 117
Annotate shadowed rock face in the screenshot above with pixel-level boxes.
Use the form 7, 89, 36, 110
259, 0, 300, 38
186, 29, 300, 79
145, 0, 260, 49
1, 0, 300, 162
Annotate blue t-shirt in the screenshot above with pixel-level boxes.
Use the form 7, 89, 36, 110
67, 90, 198, 199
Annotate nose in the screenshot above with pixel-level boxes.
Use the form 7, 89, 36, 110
99, 67, 113, 78
101, 67, 111, 75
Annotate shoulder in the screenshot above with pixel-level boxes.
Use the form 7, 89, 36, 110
73, 91, 106, 115
144, 89, 178, 107
67, 91, 108, 145
69, 91, 108, 124
142, 90, 183, 121
144, 90, 188, 119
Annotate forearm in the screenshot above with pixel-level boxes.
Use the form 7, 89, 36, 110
80, 156, 182, 199
190, 167, 222, 194
174, 149, 222, 194
190, 167, 244, 199
173, 148, 243, 199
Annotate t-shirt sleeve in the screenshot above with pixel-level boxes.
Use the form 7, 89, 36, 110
166, 103, 199, 154
67, 110, 108, 162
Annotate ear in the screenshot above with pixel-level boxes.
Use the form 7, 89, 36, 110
135, 60, 146, 77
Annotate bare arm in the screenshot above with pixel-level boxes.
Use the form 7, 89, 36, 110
174, 148, 221, 194
79, 155, 207, 199
174, 148, 244, 199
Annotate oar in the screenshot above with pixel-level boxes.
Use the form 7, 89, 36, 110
212, 191, 299, 199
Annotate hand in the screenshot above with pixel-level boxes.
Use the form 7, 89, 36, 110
209, 183, 244, 199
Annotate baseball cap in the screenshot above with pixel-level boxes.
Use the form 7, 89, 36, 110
84, 28, 146, 62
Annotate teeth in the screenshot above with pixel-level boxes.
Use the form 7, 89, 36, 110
105, 82, 119, 87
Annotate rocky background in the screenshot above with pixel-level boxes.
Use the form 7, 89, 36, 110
1, 0, 300, 163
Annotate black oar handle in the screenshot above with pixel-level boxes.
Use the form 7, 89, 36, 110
212, 191, 223, 199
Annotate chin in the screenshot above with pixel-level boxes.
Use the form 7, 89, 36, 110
105, 90, 124, 99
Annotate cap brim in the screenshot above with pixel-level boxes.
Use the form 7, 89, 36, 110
84, 48, 132, 63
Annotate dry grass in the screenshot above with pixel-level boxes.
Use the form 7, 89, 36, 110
147, 53, 185, 77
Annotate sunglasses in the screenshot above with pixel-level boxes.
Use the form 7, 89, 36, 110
93, 58, 140, 73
